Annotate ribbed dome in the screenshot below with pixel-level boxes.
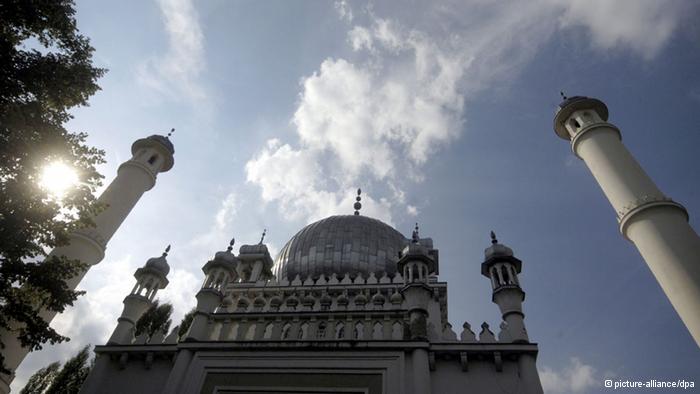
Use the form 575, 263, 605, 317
273, 215, 408, 280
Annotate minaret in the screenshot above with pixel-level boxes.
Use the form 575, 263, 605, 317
185, 239, 238, 341
481, 232, 543, 394
397, 224, 437, 394
0, 132, 174, 393
108, 246, 171, 344
553, 96, 700, 346
481, 232, 528, 342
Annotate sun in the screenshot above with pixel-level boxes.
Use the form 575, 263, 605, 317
39, 161, 79, 198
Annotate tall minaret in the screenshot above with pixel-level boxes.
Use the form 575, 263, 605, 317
0, 133, 174, 393
482, 232, 542, 394
553, 96, 700, 346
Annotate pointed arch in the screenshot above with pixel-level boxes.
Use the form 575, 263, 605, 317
281, 322, 292, 340
354, 322, 364, 340
335, 322, 345, 339
372, 321, 383, 340
263, 323, 274, 339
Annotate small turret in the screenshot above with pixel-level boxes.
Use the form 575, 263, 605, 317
236, 230, 274, 282
397, 223, 437, 340
481, 232, 528, 343
185, 238, 238, 341
108, 246, 171, 344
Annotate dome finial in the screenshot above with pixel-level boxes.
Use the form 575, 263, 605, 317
560, 91, 567, 100
353, 188, 362, 215
227, 237, 235, 252
259, 229, 267, 245
412, 223, 420, 244
490, 231, 498, 244
163, 244, 171, 256
167, 128, 175, 138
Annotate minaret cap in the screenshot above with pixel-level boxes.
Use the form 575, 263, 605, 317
145, 244, 171, 275
553, 95, 609, 140
484, 231, 514, 259
214, 237, 237, 263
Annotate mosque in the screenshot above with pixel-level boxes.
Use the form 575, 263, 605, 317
6, 94, 699, 393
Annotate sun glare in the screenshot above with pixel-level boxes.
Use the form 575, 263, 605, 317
39, 161, 79, 198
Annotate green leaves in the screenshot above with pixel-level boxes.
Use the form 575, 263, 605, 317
1, 0, 106, 374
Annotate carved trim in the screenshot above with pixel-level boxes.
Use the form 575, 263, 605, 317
619, 199, 688, 238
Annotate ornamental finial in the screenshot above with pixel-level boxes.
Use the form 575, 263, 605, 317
490, 231, 498, 244
227, 237, 235, 252
163, 244, 171, 256
259, 229, 267, 245
353, 188, 362, 215
412, 223, 420, 244
560, 91, 567, 100
167, 128, 175, 137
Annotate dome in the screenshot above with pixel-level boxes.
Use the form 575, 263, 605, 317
273, 215, 409, 280
146, 251, 170, 275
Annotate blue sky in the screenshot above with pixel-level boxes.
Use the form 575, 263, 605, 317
13, 1, 700, 392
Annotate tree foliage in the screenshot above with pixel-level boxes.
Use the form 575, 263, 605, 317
19, 361, 59, 394
177, 308, 196, 339
135, 300, 173, 339
20, 345, 91, 394
0, 0, 106, 372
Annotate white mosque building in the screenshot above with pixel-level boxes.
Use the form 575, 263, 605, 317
6, 94, 698, 393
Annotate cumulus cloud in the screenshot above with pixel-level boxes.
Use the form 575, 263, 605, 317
136, 0, 207, 102
540, 358, 598, 393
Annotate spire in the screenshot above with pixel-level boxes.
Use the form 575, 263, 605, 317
259, 229, 267, 245
163, 244, 171, 256
412, 223, 420, 244
560, 91, 567, 100
227, 237, 235, 252
490, 231, 497, 244
353, 188, 362, 215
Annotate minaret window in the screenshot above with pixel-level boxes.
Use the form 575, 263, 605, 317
299, 322, 308, 339
372, 322, 383, 339
148, 154, 158, 166
391, 321, 403, 340
263, 323, 273, 339
227, 323, 239, 340
244, 323, 256, 340
317, 322, 327, 339
354, 322, 363, 339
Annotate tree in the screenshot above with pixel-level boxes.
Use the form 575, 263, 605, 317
0, 0, 106, 372
44, 346, 91, 394
19, 361, 59, 394
177, 309, 196, 339
135, 300, 173, 339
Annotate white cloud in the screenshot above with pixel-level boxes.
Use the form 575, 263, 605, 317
334, 0, 353, 23
215, 192, 238, 230
555, 0, 685, 59
136, 0, 207, 102
406, 205, 419, 216
540, 358, 598, 393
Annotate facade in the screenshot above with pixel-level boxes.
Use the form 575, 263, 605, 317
0, 133, 174, 394
553, 96, 700, 346
81, 204, 544, 393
